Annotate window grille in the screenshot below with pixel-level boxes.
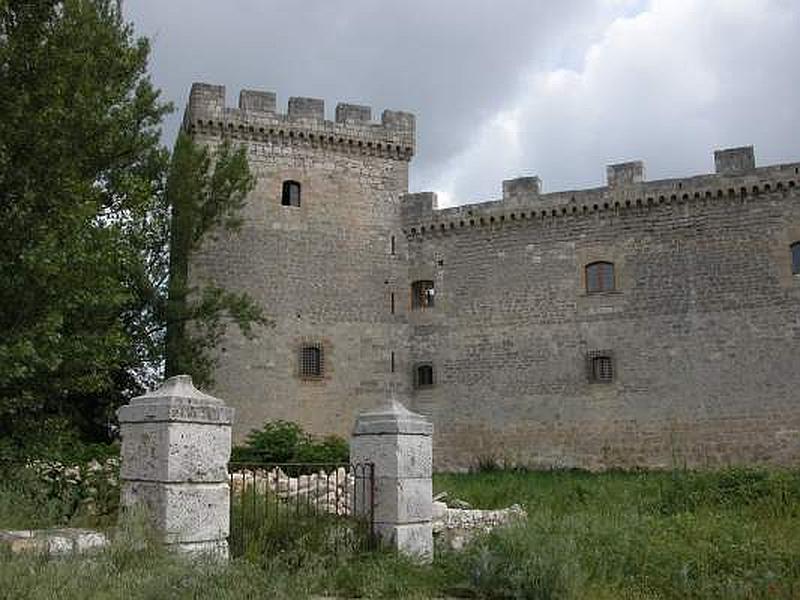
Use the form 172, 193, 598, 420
585, 261, 615, 293
792, 242, 800, 275
411, 280, 435, 310
299, 343, 323, 379
587, 350, 613, 384
281, 180, 301, 207
416, 364, 434, 387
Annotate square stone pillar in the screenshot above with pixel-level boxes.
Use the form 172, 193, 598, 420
350, 399, 434, 561
117, 375, 233, 557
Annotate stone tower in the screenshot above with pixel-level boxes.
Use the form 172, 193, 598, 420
183, 83, 414, 440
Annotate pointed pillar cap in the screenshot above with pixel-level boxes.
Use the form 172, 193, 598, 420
129, 375, 224, 405
353, 398, 433, 436
117, 375, 232, 425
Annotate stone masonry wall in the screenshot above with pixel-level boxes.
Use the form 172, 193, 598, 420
402, 157, 800, 470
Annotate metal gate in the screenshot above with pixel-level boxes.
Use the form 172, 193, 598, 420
228, 461, 375, 557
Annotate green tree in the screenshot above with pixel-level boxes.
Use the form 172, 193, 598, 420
0, 0, 266, 459
164, 132, 268, 385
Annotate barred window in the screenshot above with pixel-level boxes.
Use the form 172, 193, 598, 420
586, 261, 615, 293
281, 180, 301, 207
411, 280, 435, 310
299, 343, 322, 379
416, 364, 434, 387
792, 242, 800, 275
587, 350, 613, 384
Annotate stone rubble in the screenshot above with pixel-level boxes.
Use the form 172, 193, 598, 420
432, 501, 527, 550
230, 466, 356, 515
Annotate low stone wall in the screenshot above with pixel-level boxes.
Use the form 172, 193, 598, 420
0, 528, 108, 556
432, 501, 527, 550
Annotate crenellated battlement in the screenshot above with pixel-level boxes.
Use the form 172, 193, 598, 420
183, 82, 415, 160
401, 147, 800, 235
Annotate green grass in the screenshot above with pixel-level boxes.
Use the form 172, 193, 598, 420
434, 469, 800, 598
2, 469, 799, 598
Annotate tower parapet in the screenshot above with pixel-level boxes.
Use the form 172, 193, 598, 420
714, 146, 755, 174
607, 161, 645, 188
183, 82, 415, 160
503, 176, 541, 201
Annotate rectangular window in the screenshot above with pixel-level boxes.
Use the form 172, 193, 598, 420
586, 262, 615, 293
416, 364, 434, 387
587, 350, 614, 383
299, 343, 323, 379
411, 280, 435, 310
282, 180, 301, 207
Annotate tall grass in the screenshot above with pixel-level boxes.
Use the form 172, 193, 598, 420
1, 468, 798, 598
434, 468, 800, 598
228, 485, 375, 558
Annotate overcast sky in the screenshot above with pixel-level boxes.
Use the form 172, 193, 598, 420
127, 0, 800, 207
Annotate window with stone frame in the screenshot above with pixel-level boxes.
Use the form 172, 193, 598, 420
585, 261, 615, 293
411, 280, 435, 310
416, 363, 434, 388
299, 343, 323, 379
281, 180, 301, 207
792, 242, 800, 275
586, 350, 614, 384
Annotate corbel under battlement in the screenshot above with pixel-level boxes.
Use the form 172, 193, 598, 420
183, 83, 415, 160
401, 146, 800, 234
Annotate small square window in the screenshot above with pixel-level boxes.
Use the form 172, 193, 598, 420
411, 280, 435, 310
587, 350, 614, 384
416, 364, 434, 388
299, 343, 323, 379
282, 180, 301, 207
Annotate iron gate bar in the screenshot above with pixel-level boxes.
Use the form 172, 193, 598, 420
228, 461, 375, 557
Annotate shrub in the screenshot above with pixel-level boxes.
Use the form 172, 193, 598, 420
231, 420, 349, 465
294, 435, 350, 464
233, 420, 305, 463
0, 455, 120, 529
0, 416, 118, 471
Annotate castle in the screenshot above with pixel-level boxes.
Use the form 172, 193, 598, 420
185, 82, 800, 471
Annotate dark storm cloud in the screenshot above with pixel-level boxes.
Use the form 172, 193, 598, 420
127, 1, 800, 206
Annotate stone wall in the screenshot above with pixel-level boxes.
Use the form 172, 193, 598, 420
402, 155, 800, 470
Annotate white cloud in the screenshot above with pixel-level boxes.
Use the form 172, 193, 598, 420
430, 0, 800, 206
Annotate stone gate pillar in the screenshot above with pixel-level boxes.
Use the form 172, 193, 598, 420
117, 375, 233, 557
350, 399, 433, 561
